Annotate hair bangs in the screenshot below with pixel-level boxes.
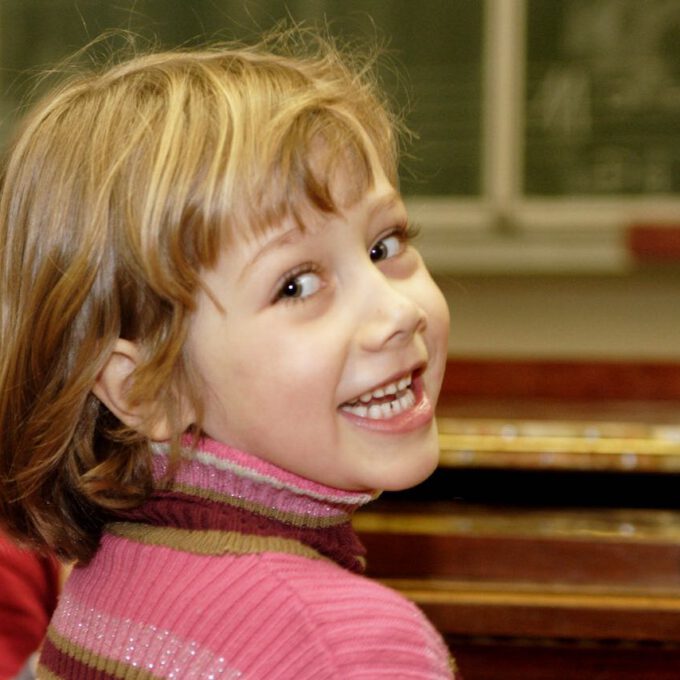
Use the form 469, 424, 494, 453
221, 105, 395, 244
0, 33, 405, 563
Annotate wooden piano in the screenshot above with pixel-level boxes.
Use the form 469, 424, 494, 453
354, 359, 680, 680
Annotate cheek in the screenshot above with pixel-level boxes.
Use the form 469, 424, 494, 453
418, 279, 450, 405
234, 328, 333, 405
419, 276, 451, 349
225, 334, 339, 449
433, 287, 451, 346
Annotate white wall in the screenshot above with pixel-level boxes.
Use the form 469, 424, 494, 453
436, 271, 680, 360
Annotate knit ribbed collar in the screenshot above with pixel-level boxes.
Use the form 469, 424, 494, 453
110, 436, 375, 573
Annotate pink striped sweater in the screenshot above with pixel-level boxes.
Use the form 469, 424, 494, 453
39, 437, 458, 678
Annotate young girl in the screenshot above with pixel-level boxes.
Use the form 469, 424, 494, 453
0, 32, 456, 679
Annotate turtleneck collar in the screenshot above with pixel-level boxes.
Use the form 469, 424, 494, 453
109, 436, 376, 573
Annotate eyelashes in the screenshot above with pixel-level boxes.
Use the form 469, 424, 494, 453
272, 222, 420, 305
404, 221, 421, 242
370, 222, 421, 262
273, 263, 323, 303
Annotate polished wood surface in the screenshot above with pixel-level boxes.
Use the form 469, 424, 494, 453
355, 359, 680, 678
447, 640, 680, 680
355, 503, 680, 678
437, 415, 680, 472
442, 358, 680, 401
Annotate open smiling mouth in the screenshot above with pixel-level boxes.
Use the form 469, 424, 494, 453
340, 372, 419, 420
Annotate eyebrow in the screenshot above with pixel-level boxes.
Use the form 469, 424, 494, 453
240, 189, 405, 279
239, 226, 303, 281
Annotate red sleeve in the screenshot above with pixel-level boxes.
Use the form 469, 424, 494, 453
0, 533, 60, 678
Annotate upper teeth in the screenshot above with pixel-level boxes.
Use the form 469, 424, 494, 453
356, 375, 412, 404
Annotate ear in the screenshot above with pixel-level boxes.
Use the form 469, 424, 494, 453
93, 339, 194, 441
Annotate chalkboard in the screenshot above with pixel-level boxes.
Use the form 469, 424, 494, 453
0, 0, 483, 196
525, 0, 680, 196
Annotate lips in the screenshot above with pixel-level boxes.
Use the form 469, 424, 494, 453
339, 369, 434, 433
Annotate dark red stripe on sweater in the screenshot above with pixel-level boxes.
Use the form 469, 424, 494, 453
40, 636, 121, 680
114, 490, 366, 572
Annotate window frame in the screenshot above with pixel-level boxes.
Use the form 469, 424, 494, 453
411, 0, 680, 275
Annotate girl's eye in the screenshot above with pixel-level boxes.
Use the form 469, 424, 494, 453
277, 271, 322, 301
369, 233, 403, 263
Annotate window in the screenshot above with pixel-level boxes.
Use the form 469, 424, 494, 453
2, 0, 677, 273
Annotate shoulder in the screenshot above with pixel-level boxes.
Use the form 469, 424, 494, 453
61, 541, 453, 679
258, 554, 455, 679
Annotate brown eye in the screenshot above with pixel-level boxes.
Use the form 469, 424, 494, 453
277, 271, 321, 301
282, 280, 301, 297
370, 234, 402, 263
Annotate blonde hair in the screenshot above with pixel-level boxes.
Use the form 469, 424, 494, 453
0, 30, 401, 563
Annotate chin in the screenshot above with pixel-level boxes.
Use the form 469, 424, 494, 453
377, 442, 441, 492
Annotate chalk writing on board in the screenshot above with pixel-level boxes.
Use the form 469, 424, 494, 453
526, 0, 680, 195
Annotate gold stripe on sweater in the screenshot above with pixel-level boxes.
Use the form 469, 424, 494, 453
449, 655, 460, 675
172, 481, 349, 528
44, 627, 163, 680
107, 522, 327, 561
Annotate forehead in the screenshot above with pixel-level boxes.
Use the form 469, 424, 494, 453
237, 176, 403, 266
245, 81, 395, 207
226, 130, 392, 245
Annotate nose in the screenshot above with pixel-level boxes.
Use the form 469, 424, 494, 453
356, 270, 427, 352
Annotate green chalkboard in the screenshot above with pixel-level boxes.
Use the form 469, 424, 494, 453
525, 0, 680, 196
0, 0, 483, 196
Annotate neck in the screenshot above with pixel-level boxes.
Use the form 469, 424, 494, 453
111, 436, 376, 573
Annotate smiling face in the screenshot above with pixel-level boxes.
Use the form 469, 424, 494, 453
184, 164, 450, 492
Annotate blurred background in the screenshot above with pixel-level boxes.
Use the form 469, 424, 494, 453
1, 2, 680, 679
1, 0, 679, 360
